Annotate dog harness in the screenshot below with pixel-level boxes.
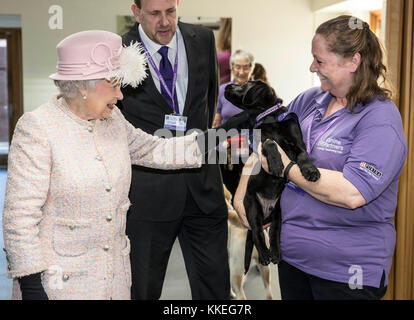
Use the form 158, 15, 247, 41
250, 104, 299, 153
255, 103, 283, 126
255, 103, 299, 128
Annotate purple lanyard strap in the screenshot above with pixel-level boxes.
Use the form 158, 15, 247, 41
140, 30, 180, 114
306, 115, 339, 155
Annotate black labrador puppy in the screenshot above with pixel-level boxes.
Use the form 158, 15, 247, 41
224, 80, 321, 273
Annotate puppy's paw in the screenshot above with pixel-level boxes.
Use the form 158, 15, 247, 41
301, 165, 321, 182
270, 247, 281, 265
258, 249, 271, 266
263, 140, 283, 176
269, 159, 284, 177
262, 139, 276, 154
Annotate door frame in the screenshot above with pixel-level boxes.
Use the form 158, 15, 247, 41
0, 28, 23, 167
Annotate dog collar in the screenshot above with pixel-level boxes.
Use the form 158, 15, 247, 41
255, 103, 283, 126
255, 110, 299, 129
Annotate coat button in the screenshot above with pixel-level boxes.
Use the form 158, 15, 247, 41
62, 274, 70, 281
103, 245, 110, 251
96, 155, 103, 161
87, 126, 93, 132
106, 215, 112, 222
105, 186, 112, 192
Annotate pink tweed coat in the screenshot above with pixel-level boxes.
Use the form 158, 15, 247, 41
2, 95, 202, 300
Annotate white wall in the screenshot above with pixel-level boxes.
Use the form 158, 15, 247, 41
180, 0, 315, 105
0, 0, 135, 112
312, 0, 344, 11
0, 0, 316, 112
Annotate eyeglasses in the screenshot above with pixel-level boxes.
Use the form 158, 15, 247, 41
233, 64, 252, 71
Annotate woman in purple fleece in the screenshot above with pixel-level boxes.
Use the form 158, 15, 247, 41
235, 15, 407, 300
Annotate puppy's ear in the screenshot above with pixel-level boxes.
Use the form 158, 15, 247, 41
241, 81, 265, 106
242, 81, 278, 109
224, 84, 248, 110
269, 87, 283, 106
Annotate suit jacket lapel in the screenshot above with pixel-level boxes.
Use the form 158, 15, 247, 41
179, 22, 197, 116
126, 23, 175, 114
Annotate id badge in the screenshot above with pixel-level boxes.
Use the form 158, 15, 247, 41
164, 114, 187, 131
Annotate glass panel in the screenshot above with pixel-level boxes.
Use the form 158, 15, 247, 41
0, 38, 8, 156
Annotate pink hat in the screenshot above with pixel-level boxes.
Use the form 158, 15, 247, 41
50, 30, 147, 88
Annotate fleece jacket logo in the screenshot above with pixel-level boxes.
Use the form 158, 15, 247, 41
359, 162, 383, 181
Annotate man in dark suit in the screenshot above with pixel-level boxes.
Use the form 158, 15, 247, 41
118, 0, 230, 300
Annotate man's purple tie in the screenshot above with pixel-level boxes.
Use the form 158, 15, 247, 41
158, 46, 179, 113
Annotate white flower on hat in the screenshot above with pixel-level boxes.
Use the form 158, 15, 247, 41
110, 41, 148, 88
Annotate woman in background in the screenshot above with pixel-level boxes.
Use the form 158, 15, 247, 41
250, 62, 269, 85
213, 49, 255, 196
217, 18, 232, 85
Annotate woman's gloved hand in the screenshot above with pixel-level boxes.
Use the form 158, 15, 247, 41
18, 272, 49, 300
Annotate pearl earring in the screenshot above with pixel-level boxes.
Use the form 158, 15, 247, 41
82, 95, 87, 100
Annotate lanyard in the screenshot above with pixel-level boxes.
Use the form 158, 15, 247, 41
139, 29, 180, 114
306, 113, 340, 155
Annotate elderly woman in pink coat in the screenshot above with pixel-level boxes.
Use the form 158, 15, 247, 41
2, 30, 252, 300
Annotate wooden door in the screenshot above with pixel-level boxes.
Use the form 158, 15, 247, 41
0, 28, 23, 168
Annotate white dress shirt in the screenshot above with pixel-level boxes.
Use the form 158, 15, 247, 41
138, 24, 188, 115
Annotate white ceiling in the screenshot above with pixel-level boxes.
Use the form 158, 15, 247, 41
317, 0, 383, 12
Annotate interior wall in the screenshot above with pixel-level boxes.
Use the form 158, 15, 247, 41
312, 0, 344, 11
179, 0, 315, 105
0, 0, 315, 113
0, 0, 135, 113
0, 14, 21, 28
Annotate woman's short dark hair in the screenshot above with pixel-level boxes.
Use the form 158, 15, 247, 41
316, 15, 392, 111
217, 18, 232, 52
251, 63, 268, 83
135, 0, 177, 10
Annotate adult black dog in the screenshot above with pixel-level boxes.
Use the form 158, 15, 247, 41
224, 80, 321, 273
